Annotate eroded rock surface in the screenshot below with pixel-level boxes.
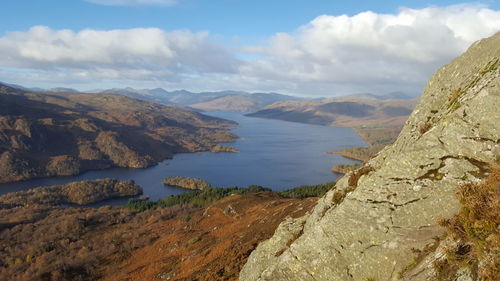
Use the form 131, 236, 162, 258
241, 33, 499, 281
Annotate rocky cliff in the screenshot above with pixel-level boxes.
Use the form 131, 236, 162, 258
240, 33, 499, 281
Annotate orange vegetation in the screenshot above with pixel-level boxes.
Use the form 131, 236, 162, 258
0, 192, 317, 281
101, 192, 317, 281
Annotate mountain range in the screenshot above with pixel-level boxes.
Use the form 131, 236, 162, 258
5, 82, 417, 113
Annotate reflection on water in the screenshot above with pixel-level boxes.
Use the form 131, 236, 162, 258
0, 112, 365, 205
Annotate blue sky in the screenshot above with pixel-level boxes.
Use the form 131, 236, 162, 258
0, 0, 499, 96
3, 0, 498, 43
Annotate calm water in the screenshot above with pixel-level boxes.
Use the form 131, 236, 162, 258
0, 112, 365, 205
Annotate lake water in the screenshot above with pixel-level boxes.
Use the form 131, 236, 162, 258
0, 112, 365, 205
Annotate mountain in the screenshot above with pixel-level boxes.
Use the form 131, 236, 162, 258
240, 32, 499, 281
332, 91, 416, 100
247, 97, 417, 128
190, 92, 302, 112
98, 88, 301, 112
99, 87, 176, 105
2, 82, 45, 92
0, 83, 236, 183
47, 87, 80, 93
168, 90, 246, 105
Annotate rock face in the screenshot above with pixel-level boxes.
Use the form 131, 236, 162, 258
240, 33, 499, 281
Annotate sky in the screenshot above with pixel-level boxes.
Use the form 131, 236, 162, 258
0, 0, 499, 97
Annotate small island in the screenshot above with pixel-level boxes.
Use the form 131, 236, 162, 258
163, 176, 211, 190
210, 145, 240, 153
0, 178, 142, 206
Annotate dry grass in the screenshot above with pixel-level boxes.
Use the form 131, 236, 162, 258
435, 167, 499, 280
348, 165, 375, 187
331, 165, 374, 205
419, 122, 432, 135
399, 237, 441, 278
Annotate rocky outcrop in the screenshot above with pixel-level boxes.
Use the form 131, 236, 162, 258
240, 33, 499, 281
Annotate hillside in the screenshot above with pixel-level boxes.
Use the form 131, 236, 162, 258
241, 33, 499, 281
0, 182, 326, 280
246, 97, 417, 128
0, 84, 237, 183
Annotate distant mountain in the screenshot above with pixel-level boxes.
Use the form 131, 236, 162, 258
0, 82, 236, 183
2, 82, 44, 92
1, 81, 415, 113
246, 96, 417, 128
47, 87, 80, 93
2, 84, 82, 93
190, 92, 303, 112
99, 87, 176, 105
98, 88, 302, 112
332, 91, 417, 101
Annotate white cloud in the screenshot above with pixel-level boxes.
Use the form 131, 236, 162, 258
85, 0, 177, 6
239, 4, 500, 95
0, 4, 499, 96
0, 26, 240, 81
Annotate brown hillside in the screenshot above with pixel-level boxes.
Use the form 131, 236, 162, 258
0, 84, 236, 183
0, 192, 317, 281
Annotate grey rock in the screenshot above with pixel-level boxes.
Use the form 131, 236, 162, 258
240, 33, 499, 281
